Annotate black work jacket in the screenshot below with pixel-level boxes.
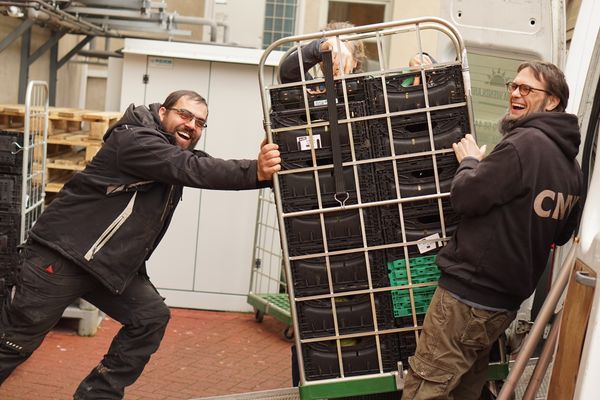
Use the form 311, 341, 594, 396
29, 103, 266, 294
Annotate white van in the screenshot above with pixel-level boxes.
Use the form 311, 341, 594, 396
442, 0, 599, 398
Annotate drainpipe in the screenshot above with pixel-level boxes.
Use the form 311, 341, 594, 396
171, 13, 220, 42
217, 21, 230, 43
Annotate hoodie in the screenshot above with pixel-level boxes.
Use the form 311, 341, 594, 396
437, 112, 584, 310
29, 103, 265, 294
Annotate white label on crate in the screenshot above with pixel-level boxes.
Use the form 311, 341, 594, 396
313, 98, 338, 106
417, 233, 443, 254
297, 135, 322, 151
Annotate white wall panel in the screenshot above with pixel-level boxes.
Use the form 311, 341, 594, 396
118, 39, 280, 311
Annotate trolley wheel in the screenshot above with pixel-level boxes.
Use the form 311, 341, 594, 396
254, 309, 265, 323
283, 325, 294, 341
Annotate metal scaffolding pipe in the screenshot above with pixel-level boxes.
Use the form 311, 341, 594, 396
171, 14, 218, 42
522, 309, 563, 400
497, 239, 578, 400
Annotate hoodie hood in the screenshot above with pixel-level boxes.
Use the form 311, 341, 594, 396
511, 112, 581, 159
103, 103, 174, 144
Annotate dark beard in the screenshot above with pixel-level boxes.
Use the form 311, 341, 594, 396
498, 114, 518, 136
499, 97, 549, 136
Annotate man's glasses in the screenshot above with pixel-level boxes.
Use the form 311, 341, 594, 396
166, 108, 208, 129
505, 82, 550, 97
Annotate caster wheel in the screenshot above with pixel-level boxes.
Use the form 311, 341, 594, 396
255, 309, 264, 323
283, 325, 294, 341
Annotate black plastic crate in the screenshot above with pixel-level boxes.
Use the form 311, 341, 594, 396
302, 333, 401, 381
395, 314, 426, 329
397, 330, 419, 369
374, 152, 459, 200
271, 102, 372, 170
366, 64, 465, 115
370, 107, 469, 158
270, 77, 367, 112
0, 131, 24, 175
279, 164, 378, 212
0, 176, 23, 212
285, 208, 383, 256
296, 292, 394, 339
379, 199, 459, 245
0, 211, 21, 230
0, 227, 19, 258
383, 223, 456, 260
291, 250, 390, 297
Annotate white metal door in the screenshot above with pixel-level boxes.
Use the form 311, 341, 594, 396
440, 0, 565, 150
563, 0, 600, 398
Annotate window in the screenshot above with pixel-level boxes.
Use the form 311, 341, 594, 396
467, 52, 525, 150
327, 1, 388, 70
263, 0, 298, 50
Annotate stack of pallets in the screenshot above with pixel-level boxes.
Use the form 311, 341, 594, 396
0, 104, 121, 198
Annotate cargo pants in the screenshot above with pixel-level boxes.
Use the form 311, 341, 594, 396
401, 287, 516, 400
0, 241, 171, 399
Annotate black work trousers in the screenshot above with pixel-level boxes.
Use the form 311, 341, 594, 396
0, 242, 171, 399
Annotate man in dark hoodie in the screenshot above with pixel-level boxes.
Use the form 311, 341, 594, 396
0, 90, 281, 399
401, 61, 584, 399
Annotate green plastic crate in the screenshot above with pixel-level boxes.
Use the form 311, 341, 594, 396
388, 256, 439, 318
389, 255, 437, 269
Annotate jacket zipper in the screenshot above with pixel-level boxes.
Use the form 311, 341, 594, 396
84, 192, 137, 261
159, 185, 174, 222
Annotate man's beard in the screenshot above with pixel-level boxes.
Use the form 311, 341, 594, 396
498, 114, 518, 136
498, 98, 549, 136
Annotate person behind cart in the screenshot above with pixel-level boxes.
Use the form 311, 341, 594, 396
279, 21, 434, 88
279, 21, 366, 86
401, 61, 584, 399
0, 90, 281, 399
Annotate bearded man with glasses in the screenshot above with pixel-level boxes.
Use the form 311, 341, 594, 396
402, 62, 584, 399
0, 90, 281, 399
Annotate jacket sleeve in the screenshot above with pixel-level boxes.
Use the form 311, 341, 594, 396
115, 127, 265, 190
450, 140, 523, 217
279, 39, 324, 83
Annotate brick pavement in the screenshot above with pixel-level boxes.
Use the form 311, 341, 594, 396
0, 308, 293, 400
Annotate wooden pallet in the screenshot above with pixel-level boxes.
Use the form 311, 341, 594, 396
0, 104, 25, 130
45, 171, 72, 193
47, 149, 86, 171
81, 111, 121, 140
1, 104, 117, 196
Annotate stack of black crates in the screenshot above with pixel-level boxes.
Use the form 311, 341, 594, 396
0, 130, 24, 303
270, 63, 469, 382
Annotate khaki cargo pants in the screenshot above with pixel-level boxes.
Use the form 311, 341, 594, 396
401, 287, 516, 400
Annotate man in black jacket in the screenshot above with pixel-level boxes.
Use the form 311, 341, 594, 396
0, 90, 281, 399
401, 62, 584, 399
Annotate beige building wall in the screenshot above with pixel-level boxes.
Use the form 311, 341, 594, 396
0, 19, 51, 104
166, 0, 207, 41
389, 0, 441, 69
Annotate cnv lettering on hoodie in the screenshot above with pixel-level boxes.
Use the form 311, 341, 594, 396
533, 189, 580, 220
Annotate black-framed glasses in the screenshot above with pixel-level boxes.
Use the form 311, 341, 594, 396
505, 81, 550, 97
166, 108, 208, 129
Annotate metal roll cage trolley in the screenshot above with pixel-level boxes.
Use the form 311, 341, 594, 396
255, 17, 500, 399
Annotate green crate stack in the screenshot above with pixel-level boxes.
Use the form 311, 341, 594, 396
387, 255, 440, 318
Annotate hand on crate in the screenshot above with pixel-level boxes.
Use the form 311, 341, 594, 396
257, 139, 281, 181
452, 134, 487, 163
320, 38, 355, 77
